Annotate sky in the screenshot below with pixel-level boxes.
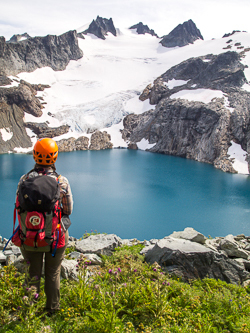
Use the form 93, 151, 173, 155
0, 0, 250, 41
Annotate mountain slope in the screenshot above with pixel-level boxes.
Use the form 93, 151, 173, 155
1, 19, 250, 174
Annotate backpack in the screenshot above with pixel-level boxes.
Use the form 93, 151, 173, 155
10, 169, 65, 255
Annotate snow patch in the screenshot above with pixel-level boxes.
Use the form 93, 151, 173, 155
137, 138, 156, 151
170, 89, 224, 103
228, 141, 249, 175
164, 79, 189, 89
0, 128, 13, 141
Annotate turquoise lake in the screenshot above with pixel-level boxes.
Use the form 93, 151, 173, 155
1, 149, 250, 240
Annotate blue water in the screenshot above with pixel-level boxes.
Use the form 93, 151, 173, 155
1, 149, 250, 240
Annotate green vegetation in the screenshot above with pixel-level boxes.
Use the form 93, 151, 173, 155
1, 244, 250, 332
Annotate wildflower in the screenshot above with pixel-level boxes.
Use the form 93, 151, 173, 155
117, 267, 121, 272
94, 284, 99, 289
133, 269, 137, 273
26, 287, 31, 292
17, 306, 21, 310
153, 268, 157, 271
123, 283, 127, 287
98, 271, 101, 275
167, 282, 170, 286
23, 296, 28, 300
229, 299, 232, 302
109, 269, 112, 274
34, 293, 39, 299
114, 271, 118, 275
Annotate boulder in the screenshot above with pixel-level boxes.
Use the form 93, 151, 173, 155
168, 227, 206, 244
61, 259, 78, 280
220, 237, 249, 259
143, 237, 250, 284
75, 234, 122, 256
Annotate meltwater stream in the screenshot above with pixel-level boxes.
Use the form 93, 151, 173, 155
1, 149, 250, 240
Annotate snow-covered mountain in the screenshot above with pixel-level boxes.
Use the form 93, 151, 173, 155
1, 17, 250, 174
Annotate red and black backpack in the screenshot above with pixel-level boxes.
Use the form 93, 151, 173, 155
10, 169, 65, 255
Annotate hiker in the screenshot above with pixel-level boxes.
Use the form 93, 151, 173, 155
16, 138, 73, 314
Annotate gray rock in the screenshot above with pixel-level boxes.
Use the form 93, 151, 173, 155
67, 251, 82, 260
0, 252, 6, 263
143, 237, 249, 284
234, 258, 250, 270
25, 122, 70, 139
0, 30, 83, 76
61, 259, 78, 280
80, 253, 102, 265
13, 255, 26, 273
168, 227, 206, 244
57, 136, 89, 152
6, 254, 16, 266
220, 238, 249, 259
160, 19, 203, 48
10, 246, 22, 256
89, 130, 113, 150
75, 234, 122, 256
82, 16, 117, 40
129, 22, 158, 37
123, 51, 250, 174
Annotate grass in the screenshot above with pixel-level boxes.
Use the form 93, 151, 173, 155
1, 244, 250, 332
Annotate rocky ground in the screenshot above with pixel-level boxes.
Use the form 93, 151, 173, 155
1, 227, 250, 285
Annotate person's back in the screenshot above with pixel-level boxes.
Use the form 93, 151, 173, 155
16, 138, 73, 314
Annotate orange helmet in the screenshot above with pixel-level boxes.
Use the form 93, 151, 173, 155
33, 138, 58, 165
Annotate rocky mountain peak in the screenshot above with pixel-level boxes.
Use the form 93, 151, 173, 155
0, 30, 83, 76
7, 33, 31, 43
129, 22, 158, 37
160, 19, 203, 48
82, 16, 117, 40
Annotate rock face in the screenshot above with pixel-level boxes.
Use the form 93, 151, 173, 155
129, 22, 158, 37
82, 16, 117, 40
25, 123, 70, 138
57, 136, 89, 152
123, 51, 250, 173
0, 30, 83, 76
0, 80, 52, 153
7, 33, 31, 43
89, 130, 113, 150
160, 19, 203, 48
142, 228, 250, 285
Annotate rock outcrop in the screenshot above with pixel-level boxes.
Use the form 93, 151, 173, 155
25, 123, 70, 138
82, 16, 117, 40
0, 30, 83, 76
129, 22, 158, 37
57, 136, 89, 152
89, 130, 113, 150
123, 51, 250, 173
160, 19, 203, 48
2, 228, 250, 285
7, 33, 31, 43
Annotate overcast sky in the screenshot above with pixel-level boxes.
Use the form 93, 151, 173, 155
0, 0, 249, 41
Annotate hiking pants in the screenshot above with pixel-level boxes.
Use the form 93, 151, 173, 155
21, 231, 68, 311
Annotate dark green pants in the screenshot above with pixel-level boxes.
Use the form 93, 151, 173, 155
21, 231, 68, 311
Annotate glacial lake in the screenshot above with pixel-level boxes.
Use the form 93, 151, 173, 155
1, 149, 250, 241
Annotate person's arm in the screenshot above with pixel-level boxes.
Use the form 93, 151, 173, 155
58, 175, 73, 215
